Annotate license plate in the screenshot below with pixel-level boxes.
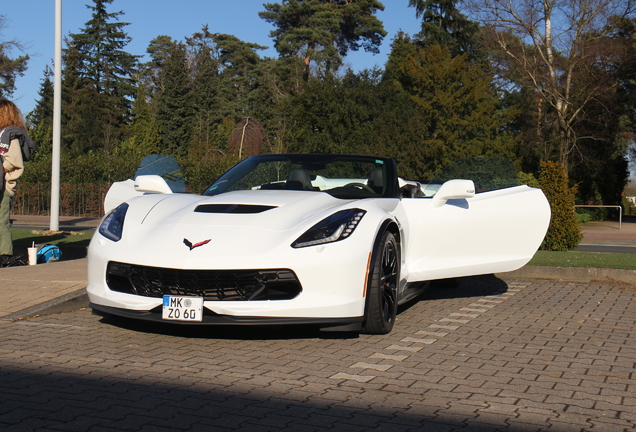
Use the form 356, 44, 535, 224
162, 296, 203, 322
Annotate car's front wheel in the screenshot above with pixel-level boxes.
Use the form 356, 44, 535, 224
362, 231, 399, 334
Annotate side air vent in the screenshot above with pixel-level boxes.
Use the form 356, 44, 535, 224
194, 204, 276, 214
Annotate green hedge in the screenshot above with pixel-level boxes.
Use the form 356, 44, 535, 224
13, 183, 110, 217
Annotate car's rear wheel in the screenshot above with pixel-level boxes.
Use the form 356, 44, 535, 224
362, 231, 399, 334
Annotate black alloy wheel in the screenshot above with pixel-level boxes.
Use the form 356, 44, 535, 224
362, 231, 399, 334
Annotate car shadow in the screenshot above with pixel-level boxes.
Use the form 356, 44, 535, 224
425, 274, 509, 299
397, 274, 510, 315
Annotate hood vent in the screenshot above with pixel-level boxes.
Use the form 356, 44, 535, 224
195, 204, 277, 214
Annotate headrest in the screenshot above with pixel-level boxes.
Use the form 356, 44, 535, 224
368, 167, 383, 188
287, 168, 312, 190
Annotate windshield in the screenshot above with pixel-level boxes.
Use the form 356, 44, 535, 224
135, 155, 186, 193
203, 154, 397, 200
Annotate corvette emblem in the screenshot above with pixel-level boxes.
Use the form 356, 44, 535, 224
183, 238, 211, 251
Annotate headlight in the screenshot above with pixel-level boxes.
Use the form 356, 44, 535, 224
292, 209, 366, 248
98, 202, 129, 242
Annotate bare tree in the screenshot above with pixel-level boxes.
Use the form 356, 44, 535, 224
228, 117, 263, 158
465, 0, 633, 170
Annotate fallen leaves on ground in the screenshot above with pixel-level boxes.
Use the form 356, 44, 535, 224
31, 230, 86, 236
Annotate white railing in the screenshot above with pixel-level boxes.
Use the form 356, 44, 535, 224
575, 205, 623, 230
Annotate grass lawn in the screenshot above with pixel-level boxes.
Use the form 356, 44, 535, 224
12, 228, 94, 248
529, 250, 636, 270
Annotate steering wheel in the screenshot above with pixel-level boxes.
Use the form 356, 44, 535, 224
345, 182, 375, 194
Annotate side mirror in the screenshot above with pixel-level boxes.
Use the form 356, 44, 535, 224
430, 179, 475, 208
134, 175, 173, 194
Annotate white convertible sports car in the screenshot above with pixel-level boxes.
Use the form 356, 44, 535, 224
87, 154, 550, 334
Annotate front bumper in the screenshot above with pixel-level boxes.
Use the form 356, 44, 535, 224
87, 234, 373, 321
90, 302, 363, 330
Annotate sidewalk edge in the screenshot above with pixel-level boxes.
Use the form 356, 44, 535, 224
1, 288, 88, 321
497, 265, 636, 284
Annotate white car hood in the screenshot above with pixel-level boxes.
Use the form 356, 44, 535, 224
138, 190, 350, 231
110, 190, 358, 264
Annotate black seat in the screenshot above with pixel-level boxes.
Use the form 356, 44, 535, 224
367, 167, 384, 195
400, 183, 423, 198
286, 168, 314, 191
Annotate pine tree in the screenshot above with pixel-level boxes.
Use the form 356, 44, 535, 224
259, 0, 386, 80
156, 43, 192, 155
246, 57, 305, 154
215, 33, 267, 115
185, 28, 268, 159
118, 83, 161, 160
188, 30, 221, 159
188, 29, 219, 114
408, 0, 479, 59
62, 0, 138, 153
25, 66, 54, 161
70, 0, 138, 104
388, 41, 517, 172
142, 35, 176, 98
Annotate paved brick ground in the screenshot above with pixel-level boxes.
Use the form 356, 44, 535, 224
0, 259, 87, 318
1, 275, 635, 431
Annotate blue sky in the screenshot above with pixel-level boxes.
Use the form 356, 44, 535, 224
2, 0, 422, 116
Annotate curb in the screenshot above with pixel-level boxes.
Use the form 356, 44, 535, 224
497, 265, 636, 284
10, 215, 101, 228
1, 288, 89, 321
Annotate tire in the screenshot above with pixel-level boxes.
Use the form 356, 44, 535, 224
362, 231, 400, 335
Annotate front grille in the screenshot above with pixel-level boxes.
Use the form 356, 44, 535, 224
106, 262, 302, 301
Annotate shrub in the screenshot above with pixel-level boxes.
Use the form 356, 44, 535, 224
575, 212, 591, 224
622, 196, 635, 216
179, 155, 238, 193
518, 171, 540, 188
538, 161, 582, 251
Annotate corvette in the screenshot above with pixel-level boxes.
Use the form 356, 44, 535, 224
87, 154, 550, 334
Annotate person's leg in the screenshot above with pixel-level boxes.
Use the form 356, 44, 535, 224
0, 190, 14, 259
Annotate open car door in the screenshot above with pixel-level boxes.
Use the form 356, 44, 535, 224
399, 158, 550, 282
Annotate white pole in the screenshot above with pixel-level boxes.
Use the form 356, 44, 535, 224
50, 0, 62, 231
